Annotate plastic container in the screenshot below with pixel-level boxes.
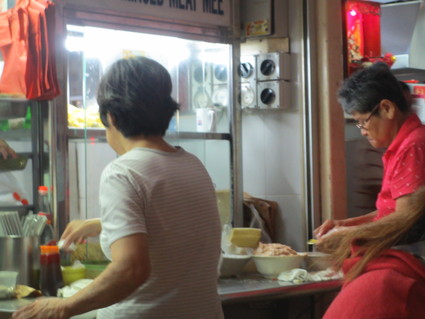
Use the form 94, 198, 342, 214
39, 245, 63, 296
38, 186, 54, 245
62, 266, 86, 285
82, 261, 109, 279
38, 186, 51, 217
0, 271, 18, 299
39, 213, 54, 245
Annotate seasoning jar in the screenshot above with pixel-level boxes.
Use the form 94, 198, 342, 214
39, 245, 63, 296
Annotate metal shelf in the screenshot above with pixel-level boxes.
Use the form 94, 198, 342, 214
0, 205, 35, 217
68, 128, 232, 141
0, 128, 32, 141
67, 127, 106, 141
166, 131, 232, 141
0, 96, 28, 103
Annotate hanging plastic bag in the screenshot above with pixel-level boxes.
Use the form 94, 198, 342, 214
245, 203, 272, 243
0, 6, 28, 96
0, 0, 60, 99
243, 194, 278, 242
0, 171, 28, 206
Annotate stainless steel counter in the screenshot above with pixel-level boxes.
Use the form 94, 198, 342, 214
0, 299, 96, 319
219, 274, 342, 305
0, 275, 341, 318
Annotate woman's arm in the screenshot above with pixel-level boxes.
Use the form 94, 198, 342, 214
0, 139, 17, 159
12, 233, 150, 319
314, 210, 377, 239
59, 218, 102, 250
64, 233, 151, 315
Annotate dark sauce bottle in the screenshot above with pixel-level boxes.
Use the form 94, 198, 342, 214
39, 245, 64, 296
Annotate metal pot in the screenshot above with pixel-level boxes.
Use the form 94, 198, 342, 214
0, 236, 40, 288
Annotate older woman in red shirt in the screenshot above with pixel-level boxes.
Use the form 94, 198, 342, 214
314, 62, 425, 239
315, 62, 425, 319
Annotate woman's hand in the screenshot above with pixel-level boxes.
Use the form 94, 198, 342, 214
314, 212, 377, 239
60, 219, 102, 250
314, 219, 344, 239
315, 226, 351, 253
12, 297, 70, 319
0, 139, 17, 159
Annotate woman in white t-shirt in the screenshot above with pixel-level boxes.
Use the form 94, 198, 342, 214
12, 57, 224, 319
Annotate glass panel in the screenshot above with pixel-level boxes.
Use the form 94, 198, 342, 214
0, 101, 33, 209
66, 24, 233, 227
0, 100, 50, 218
66, 24, 231, 134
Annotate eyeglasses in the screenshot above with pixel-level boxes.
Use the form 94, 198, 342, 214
355, 103, 380, 130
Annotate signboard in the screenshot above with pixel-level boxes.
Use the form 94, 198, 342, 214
61, 0, 232, 27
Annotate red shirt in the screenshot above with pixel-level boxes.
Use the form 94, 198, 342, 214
375, 114, 425, 220
323, 249, 425, 319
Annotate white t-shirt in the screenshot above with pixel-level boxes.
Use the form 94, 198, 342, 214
97, 147, 223, 319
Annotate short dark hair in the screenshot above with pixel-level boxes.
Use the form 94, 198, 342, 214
338, 62, 408, 115
97, 56, 179, 137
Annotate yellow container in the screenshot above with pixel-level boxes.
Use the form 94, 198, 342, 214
62, 266, 86, 285
82, 262, 109, 279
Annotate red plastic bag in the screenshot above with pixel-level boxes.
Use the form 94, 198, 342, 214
0, 0, 60, 100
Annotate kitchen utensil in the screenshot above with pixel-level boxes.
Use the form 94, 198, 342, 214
0, 236, 40, 287
0, 211, 22, 236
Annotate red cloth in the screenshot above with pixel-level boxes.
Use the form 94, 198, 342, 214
375, 114, 425, 220
0, 0, 59, 100
0, 7, 28, 96
25, 0, 60, 100
324, 249, 425, 319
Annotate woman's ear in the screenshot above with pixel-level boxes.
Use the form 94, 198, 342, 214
380, 99, 396, 120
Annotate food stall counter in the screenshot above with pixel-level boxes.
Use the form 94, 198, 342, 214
219, 274, 342, 305
0, 275, 341, 318
0, 299, 96, 319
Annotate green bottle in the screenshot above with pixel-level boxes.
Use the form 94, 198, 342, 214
24, 106, 31, 129
0, 119, 9, 131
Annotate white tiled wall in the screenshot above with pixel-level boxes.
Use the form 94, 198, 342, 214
69, 138, 231, 222
242, 110, 306, 251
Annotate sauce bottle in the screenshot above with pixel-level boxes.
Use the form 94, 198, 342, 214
39, 245, 63, 296
38, 186, 55, 245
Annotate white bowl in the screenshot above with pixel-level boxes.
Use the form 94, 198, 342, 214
219, 254, 251, 277
304, 252, 332, 271
252, 254, 305, 279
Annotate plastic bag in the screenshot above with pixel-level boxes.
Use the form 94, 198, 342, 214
0, 171, 28, 205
